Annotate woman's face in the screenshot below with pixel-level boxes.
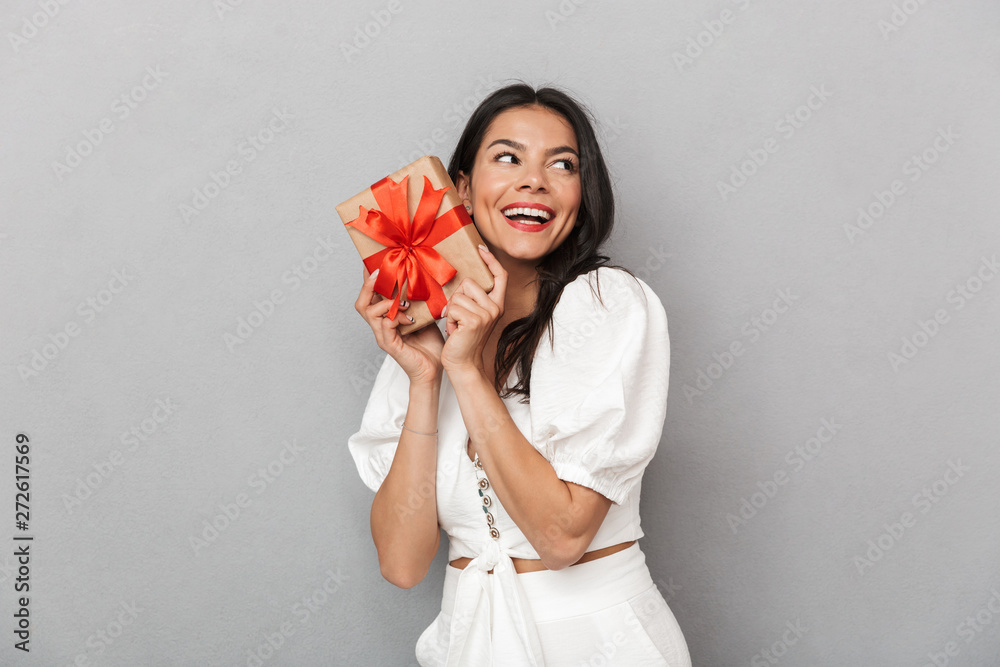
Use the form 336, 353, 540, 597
457, 105, 582, 274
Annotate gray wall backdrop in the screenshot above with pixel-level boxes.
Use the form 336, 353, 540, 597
2, 1, 998, 665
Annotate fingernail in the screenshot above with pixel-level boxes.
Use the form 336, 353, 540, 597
370, 269, 379, 281
400, 299, 409, 308
441, 305, 448, 317
407, 315, 415, 323
478, 244, 488, 252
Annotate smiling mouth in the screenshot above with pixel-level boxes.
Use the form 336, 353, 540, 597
501, 205, 553, 225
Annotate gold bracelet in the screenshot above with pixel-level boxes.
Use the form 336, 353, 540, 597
402, 422, 438, 436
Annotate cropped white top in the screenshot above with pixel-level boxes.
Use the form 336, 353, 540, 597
348, 266, 671, 562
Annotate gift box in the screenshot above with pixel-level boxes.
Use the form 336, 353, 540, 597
336, 155, 494, 335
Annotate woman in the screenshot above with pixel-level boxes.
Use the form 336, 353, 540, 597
349, 83, 691, 666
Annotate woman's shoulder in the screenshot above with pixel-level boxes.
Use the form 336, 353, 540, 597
555, 266, 665, 321
538, 266, 668, 359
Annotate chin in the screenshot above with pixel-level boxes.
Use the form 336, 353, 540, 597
499, 245, 549, 263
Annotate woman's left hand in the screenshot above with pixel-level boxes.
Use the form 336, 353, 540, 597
440, 245, 507, 380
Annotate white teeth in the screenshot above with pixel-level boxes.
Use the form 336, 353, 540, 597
503, 207, 552, 221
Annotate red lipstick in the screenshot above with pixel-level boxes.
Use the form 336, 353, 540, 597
500, 202, 555, 233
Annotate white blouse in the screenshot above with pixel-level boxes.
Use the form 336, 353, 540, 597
348, 267, 671, 663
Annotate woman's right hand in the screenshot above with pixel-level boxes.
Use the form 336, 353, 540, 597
355, 268, 445, 385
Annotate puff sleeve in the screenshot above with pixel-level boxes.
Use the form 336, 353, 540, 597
529, 267, 670, 506
347, 352, 409, 493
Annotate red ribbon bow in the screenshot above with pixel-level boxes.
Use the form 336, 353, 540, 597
347, 174, 472, 321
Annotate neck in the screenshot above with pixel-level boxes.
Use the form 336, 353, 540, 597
494, 253, 541, 321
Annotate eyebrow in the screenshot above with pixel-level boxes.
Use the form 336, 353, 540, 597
485, 139, 579, 158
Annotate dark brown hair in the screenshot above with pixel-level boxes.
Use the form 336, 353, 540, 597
447, 83, 634, 402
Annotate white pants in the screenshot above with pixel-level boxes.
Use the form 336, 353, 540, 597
416, 543, 692, 666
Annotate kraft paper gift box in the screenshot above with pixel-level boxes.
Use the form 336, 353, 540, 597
336, 155, 494, 335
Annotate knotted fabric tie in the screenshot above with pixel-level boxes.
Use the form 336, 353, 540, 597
445, 540, 545, 666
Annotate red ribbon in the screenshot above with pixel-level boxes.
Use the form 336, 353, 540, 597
347, 174, 473, 320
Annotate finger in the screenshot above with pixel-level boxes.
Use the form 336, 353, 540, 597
355, 268, 382, 313
369, 295, 409, 313
376, 306, 406, 347
366, 297, 412, 329
444, 298, 487, 335
453, 278, 500, 316
448, 291, 492, 322
445, 302, 461, 336
395, 307, 416, 326
381, 311, 424, 351
364, 294, 394, 319
477, 245, 507, 308
363, 298, 396, 350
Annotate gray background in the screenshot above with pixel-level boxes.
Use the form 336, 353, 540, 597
2, 1, 999, 665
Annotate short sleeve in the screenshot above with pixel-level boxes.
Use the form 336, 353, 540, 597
529, 267, 670, 505
347, 352, 409, 493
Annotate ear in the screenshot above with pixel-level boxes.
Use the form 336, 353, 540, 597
456, 171, 471, 202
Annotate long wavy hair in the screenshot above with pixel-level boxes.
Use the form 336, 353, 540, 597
447, 83, 632, 402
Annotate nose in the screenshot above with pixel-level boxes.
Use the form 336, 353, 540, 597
517, 162, 548, 192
